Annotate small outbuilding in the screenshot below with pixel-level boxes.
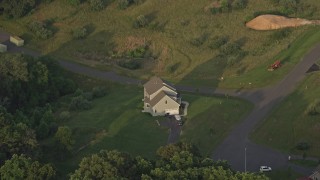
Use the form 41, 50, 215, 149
0, 43, 7, 53
10, 35, 24, 46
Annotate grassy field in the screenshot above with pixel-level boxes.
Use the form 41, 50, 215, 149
43, 74, 253, 177
251, 71, 320, 158
1, 0, 320, 88
180, 93, 253, 156
265, 168, 303, 180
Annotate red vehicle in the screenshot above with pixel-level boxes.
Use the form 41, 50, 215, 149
268, 60, 281, 71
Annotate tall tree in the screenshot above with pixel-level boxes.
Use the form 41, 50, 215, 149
0, 154, 55, 179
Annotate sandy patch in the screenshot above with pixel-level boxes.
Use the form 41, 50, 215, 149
246, 14, 320, 30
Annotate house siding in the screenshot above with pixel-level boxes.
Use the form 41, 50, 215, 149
152, 96, 179, 116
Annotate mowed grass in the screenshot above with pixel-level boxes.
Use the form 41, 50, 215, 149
180, 93, 253, 156
49, 81, 253, 176
265, 168, 303, 180
251, 71, 320, 158
1, 0, 320, 88
53, 85, 168, 176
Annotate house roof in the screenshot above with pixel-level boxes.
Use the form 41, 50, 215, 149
146, 90, 179, 107
144, 76, 176, 95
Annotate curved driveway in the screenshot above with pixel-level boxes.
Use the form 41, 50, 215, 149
1, 30, 319, 175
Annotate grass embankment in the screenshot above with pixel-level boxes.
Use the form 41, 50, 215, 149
251, 71, 320, 158
180, 94, 253, 156
1, 0, 320, 88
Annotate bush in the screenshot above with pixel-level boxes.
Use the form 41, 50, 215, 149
270, 28, 292, 41
72, 27, 88, 39
190, 34, 209, 47
296, 142, 310, 151
59, 111, 71, 121
127, 46, 147, 58
28, 21, 53, 39
211, 7, 222, 15
69, 96, 92, 111
1, 0, 36, 18
232, 0, 247, 9
118, 0, 129, 9
92, 86, 107, 98
89, 0, 105, 11
118, 60, 141, 70
209, 36, 229, 49
133, 15, 149, 28
68, 0, 81, 6
305, 99, 320, 115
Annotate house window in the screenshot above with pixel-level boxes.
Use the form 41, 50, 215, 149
165, 100, 167, 104
155, 110, 157, 113
146, 104, 149, 107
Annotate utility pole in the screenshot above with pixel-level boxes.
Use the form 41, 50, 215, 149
245, 147, 247, 173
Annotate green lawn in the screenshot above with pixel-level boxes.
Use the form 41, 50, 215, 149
44, 80, 253, 177
291, 159, 319, 168
251, 71, 320, 158
265, 168, 303, 180
180, 94, 253, 156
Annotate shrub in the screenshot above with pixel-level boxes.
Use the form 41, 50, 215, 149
232, 0, 247, 9
305, 99, 320, 115
190, 34, 209, 47
209, 36, 229, 49
118, 0, 129, 9
72, 27, 88, 39
89, 0, 105, 11
92, 86, 107, 98
127, 46, 147, 58
68, 0, 81, 6
270, 28, 292, 41
1, 0, 36, 18
118, 60, 141, 70
296, 142, 310, 151
69, 96, 92, 111
133, 15, 149, 28
59, 111, 71, 121
28, 21, 53, 39
211, 7, 222, 15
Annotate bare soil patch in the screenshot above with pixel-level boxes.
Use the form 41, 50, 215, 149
246, 14, 320, 30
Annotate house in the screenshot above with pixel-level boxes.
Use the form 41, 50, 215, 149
310, 165, 320, 180
10, 35, 24, 46
143, 76, 181, 116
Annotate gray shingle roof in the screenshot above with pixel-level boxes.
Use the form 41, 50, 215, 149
144, 76, 176, 95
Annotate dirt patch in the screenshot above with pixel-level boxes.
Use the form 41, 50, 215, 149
246, 14, 320, 30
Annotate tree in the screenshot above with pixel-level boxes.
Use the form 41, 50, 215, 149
0, 0, 36, 18
54, 126, 74, 151
89, 0, 105, 11
0, 154, 55, 179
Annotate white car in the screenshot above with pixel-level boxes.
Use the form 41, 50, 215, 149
260, 166, 272, 172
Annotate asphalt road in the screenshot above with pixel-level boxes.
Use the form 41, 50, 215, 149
1, 30, 319, 175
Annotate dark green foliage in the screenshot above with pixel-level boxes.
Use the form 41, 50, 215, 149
190, 34, 209, 47
296, 142, 310, 151
72, 27, 88, 39
305, 99, 320, 115
68, 0, 81, 6
118, 60, 141, 70
54, 126, 74, 151
92, 86, 107, 98
217, 40, 247, 67
270, 28, 292, 41
71, 143, 268, 179
69, 95, 92, 111
133, 15, 149, 28
0, 0, 36, 18
127, 46, 147, 58
0, 54, 76, 112
118, 0, 129, 9
209, 36, 229, 49
0, 154, 56, 179
232, 0, 247, 9
59, 111, 71, 121
28, 21, 53, 39
89, 0, 105, 11
211, 7, 222, 15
